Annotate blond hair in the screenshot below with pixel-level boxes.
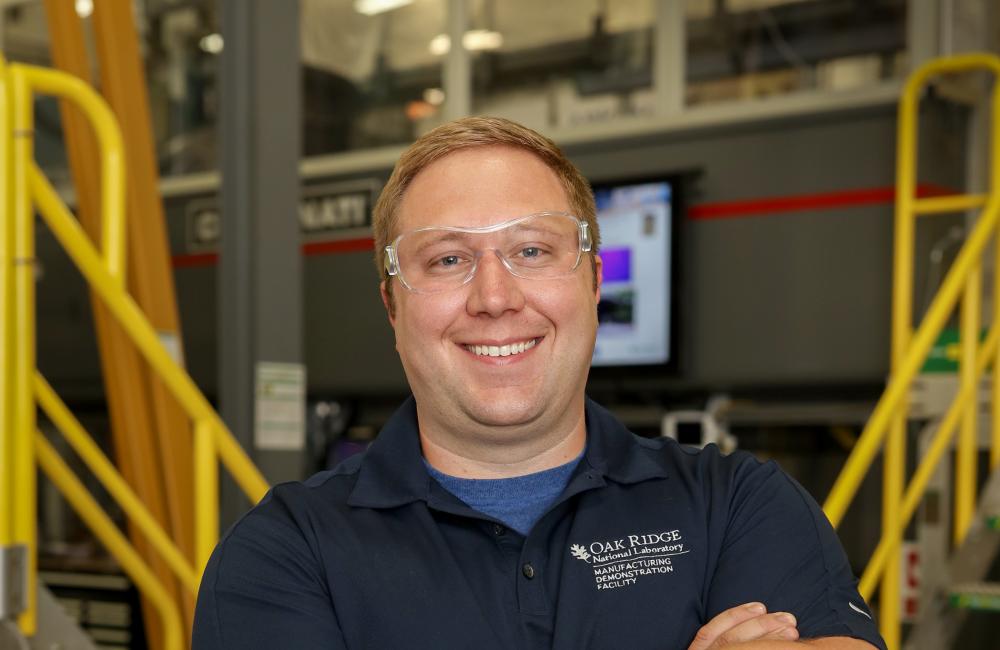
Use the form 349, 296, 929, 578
372, 116, 600, 299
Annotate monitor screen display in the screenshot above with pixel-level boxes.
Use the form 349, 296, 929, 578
591, 179, 674, 367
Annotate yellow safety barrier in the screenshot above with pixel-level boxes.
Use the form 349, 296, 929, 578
34, 434, 184, 650
194, 419, 220, 573
10, 61, 38, 639
33, 373, 200, 595
0, 36, 14, 553
27, 162, 269, 508
914, 193, 988, 215
0, 55, 271, 646
20, 65, 126, 282
822, 53, 1000, 649
858, 324, 1000, 597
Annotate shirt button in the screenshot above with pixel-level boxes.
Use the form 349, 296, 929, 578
492, 523, 506, 536
522, 563, 536, 579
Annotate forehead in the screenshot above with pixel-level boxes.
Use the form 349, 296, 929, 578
397, 145, 571, 233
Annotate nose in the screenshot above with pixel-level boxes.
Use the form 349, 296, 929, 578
465, 250, 526, 317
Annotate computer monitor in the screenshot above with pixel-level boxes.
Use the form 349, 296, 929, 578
591, 178, 677, 368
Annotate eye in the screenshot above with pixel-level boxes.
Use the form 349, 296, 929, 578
426, 252, 470, 273
513, 245, 552, 262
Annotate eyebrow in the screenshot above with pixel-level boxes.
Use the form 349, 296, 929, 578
410, 231, 474, 254
509, 225, 564, 237
405, 220, 573, 253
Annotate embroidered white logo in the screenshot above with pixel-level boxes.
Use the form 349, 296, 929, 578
570, 530, 690, 591
849, 602, 872, 620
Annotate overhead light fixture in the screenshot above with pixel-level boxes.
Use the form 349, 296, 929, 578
464, 30, 504, 52
354, 0, 412, 16
199, 33, 225, 55
429, 30, 504, 56
423, 88, 445, 106
429, 35, 450, 56
75, 0, 93, 18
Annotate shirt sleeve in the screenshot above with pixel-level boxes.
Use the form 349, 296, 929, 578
704, 456, 887, 650
192, 492, 348, 649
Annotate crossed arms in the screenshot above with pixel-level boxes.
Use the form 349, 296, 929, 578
688, 603, 879, 650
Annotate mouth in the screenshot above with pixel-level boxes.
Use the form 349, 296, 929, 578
463, 337, 541, 359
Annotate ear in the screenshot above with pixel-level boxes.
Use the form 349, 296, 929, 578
380, 280, 397, 327
592, 254, 603, 303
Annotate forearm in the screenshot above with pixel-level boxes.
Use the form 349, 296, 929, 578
725, 638, 876, 649
721, 643, 805, 649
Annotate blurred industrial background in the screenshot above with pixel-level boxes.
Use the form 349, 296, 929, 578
2, 0, 1000, 648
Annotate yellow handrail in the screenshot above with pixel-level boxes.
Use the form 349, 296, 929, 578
822, 53, 1000, 649
10, 61, 38, 639
0, 45, 14, 552
0, 56, 273, 646
914, 193, 988, 215
16, 65, 126, 284
956, 262, 981, 545
194, 419, 220, 574
34, 373, 200, 595
27, 162, 269, 503
34, 434, 183, 650
858, 323, 999, 598
822, 196, 1000, 523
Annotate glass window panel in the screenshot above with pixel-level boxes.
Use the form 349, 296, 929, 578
301, 0, 444, 155
686, 0, 908, 107
151, 3, 222, 176
412, 0, 659, 134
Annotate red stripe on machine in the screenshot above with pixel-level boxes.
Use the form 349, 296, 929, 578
302, 237, 376, 255
688, 183, 952, 220
173, 237, 376, 268
172, 184, 958, 267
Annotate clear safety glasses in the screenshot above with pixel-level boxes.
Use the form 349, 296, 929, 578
384, 212, 592, 294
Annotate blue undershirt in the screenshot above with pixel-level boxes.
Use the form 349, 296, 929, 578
425, 451, 584, 535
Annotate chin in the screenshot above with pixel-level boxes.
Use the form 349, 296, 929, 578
462, 395, 544, 429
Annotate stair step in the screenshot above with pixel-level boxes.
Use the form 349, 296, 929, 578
949, 582, 1000, 611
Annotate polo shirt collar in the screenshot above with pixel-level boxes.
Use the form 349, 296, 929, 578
347, 396, 668, 509
347, 397, 430, 508
581, 397, 669, 485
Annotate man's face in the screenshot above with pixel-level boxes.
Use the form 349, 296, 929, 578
381, 145, 602, 441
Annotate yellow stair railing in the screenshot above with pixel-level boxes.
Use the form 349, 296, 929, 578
0, 56, 270, 649
823, 53, 1000, 649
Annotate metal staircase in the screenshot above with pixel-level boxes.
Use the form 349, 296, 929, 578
0, 49, 269, 650
0, 582, 96, 650
907, 467, 1000, 648
821, 53, 1000, 650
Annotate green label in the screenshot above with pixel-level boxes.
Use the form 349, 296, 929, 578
922, 327, 987, 373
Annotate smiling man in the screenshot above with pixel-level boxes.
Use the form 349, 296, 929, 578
193, 117, 886, 650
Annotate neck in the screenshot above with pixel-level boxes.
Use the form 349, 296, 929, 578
418, 402, 587, 479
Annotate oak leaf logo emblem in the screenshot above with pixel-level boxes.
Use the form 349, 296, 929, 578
570, 544, 592, 563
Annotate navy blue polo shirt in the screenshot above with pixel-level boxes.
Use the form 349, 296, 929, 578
193, 397, 886, 649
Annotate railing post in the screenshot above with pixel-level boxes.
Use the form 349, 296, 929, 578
0, 56, 14, 553
0, 59, 271, 647
956, 264, 981, 545
991, 79, 1000, 474
34, 435, 184, 650
9, 65, 36, 637
194, 419, 218, 574
0, 53, 22, 629
881, 64, 925, 650
882, 421, 904, 650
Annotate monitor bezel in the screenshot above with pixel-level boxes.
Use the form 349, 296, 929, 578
587, 173, 684, 376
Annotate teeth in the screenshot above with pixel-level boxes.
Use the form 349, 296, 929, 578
466, 339, 537, 358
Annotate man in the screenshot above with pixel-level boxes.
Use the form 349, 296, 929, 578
193, 117, 885, 649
